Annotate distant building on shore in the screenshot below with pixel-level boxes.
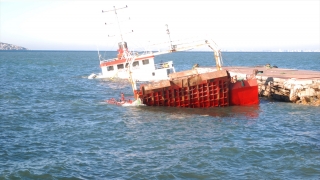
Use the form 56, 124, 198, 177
0, 42, 28, 50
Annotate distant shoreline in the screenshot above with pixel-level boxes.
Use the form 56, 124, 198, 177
0, 50, 29, 51
0, 42, 28, 51
0, 50, 319, 53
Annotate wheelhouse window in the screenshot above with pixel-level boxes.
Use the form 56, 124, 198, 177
107, 66, 114, 71
142, 59, 149, 65
117, 64, 124, 69
125, 63, 129, 68
133, 61, 139, 67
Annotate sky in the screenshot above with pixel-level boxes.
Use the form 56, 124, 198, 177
0, 0, 319, 51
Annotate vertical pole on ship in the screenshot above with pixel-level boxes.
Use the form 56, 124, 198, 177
166, 24, 174, 50
207, 42, 223, 71
102, 5, 138, 100
102, 5, 128, 50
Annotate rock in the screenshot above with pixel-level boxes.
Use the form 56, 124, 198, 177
0, 42, 28, 50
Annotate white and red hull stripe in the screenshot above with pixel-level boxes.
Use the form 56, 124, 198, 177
100, 55, 155, 67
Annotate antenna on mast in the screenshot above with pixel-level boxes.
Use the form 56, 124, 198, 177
102, 5, 128, 50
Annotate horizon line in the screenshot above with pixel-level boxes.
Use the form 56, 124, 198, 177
1, 50, 319, 53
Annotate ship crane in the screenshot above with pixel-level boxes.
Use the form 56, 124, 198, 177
122, 37, 224, 101
152, 38, 223, 71
131, 35, 224, 100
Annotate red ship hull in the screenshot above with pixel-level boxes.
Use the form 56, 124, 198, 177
136, 69, 259, 107
229, 79, 259, 106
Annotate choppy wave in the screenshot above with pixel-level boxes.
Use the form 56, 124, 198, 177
1, 51, 319, 179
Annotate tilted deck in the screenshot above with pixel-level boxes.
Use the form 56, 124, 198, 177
136, 69, 259, 107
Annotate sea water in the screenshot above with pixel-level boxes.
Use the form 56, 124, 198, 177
0, 51, 319, 179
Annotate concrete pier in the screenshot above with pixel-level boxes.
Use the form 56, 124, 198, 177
223, 66, 320, 106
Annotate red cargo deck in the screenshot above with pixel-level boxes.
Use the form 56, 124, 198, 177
136, 69, 259, 108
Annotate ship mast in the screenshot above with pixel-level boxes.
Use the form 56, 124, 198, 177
102, 5, 139, 99
166, 24, 174, 51
102, 5, 128, 50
